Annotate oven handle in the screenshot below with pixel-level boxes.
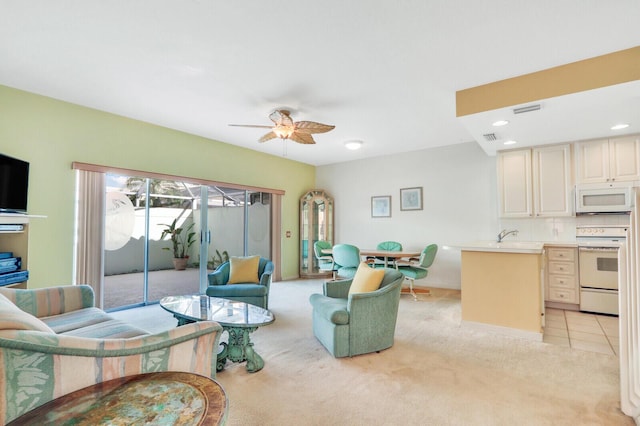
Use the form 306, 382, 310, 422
578, 247, 620, 253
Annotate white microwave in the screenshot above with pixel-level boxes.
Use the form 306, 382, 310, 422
575, 183, 634, 214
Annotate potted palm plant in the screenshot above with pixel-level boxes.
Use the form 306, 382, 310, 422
160, 218, 196, 270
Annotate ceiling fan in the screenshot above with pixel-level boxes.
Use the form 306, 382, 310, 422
229, 109, 335, 144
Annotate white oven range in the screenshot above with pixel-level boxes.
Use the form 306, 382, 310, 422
575, 225, 627, 316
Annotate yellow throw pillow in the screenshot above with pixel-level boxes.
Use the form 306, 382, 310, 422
348, 262, 385, 295
228, 255, 261, 284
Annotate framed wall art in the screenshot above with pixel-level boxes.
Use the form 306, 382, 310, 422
400, 187, 423, 211
371, 195, 391, 218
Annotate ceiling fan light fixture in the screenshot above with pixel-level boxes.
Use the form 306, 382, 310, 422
344, 140, 363, 150
230, 109, 334, 146
273, 125, 295, 139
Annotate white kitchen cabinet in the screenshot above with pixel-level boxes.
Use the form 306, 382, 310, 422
532, 145, 573, 217
497, 144, 572, 218
545, 246, 579, 306
497, 149, 532, 217
575, 135, 640, 184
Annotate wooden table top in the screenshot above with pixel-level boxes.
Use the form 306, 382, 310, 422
9, 371, 228, 426
322, 248, 421, 258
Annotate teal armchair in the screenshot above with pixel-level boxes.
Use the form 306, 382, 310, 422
206, 257, 273, 309
308, 268, 404, 357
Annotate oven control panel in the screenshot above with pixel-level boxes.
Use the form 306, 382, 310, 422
576, 226, 628, 239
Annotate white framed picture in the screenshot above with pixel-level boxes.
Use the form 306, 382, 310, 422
371, 195, 391, 218
400, 187, 423, 211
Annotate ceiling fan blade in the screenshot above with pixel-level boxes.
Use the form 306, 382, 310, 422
258, 131, 278, 143
294, 121, 335, 134
269, 110, 294, 127
228, 124, 273, 129
289, 132, 316, 144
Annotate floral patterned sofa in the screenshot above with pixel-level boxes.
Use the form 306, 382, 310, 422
0, 285, 223, 424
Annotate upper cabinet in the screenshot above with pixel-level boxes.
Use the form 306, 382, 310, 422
532, 144, 573, 217
575, 135, 640, 184
498, 144, 573, 218
497, 149, 532, 217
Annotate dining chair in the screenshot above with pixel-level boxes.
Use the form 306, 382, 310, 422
367, 241, 403, 267
331, 244, 361, 279
313, 240, 337, 279
395, 244, 438, 300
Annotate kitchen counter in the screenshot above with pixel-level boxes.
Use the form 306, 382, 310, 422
444, 240, 578, 253
450, 240, 544, 254
452, 241, 545, 341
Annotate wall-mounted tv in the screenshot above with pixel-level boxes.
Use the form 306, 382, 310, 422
0, 154, 29, 214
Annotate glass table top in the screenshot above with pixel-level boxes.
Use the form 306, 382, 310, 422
160, 295, 275, 327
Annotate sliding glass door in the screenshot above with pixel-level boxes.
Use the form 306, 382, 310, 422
103, 176, 201, 310
103, 174, 272, 310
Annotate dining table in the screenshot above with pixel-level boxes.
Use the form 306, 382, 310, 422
322, 248, 421, 268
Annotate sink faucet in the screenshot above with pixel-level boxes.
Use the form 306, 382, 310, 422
497, 229, 518, 242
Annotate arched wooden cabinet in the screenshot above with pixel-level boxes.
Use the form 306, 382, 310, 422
300, 189, 334, 278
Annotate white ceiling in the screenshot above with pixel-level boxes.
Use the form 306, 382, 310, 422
1, 1, 639, 165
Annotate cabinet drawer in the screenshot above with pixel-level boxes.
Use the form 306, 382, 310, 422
548, 274, 576, 289
548, 261, 574, 275
548, 288, 578, 304
547, 248, 576, 261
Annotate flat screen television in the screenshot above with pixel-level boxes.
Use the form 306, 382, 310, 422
0, 153, 29, 214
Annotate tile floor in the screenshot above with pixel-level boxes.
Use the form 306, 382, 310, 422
543, 308, 619, 356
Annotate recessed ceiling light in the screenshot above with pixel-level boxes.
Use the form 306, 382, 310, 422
611, 123, 630, 130
344, 140, 363, 150
503, 140, 517, 145
492, 120, 509, 127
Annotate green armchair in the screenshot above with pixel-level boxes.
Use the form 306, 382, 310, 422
206, 257, 273, 309
308, 268, 404, 357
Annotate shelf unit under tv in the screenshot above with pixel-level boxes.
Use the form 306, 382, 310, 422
0, 214, 45, 289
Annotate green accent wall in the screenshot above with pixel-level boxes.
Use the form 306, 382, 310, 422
0, 85, 314, 286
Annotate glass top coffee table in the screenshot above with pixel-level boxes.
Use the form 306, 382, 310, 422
160, 295, 275, 373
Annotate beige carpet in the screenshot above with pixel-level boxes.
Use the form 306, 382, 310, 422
115, 279, 631, 425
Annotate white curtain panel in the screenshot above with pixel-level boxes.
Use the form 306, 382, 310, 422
74, 170, 105, 308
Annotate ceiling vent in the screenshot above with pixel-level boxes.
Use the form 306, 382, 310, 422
483, 133, 497, 141
513, 104, 541, 114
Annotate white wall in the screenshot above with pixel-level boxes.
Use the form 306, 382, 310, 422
316, 142, 498, 289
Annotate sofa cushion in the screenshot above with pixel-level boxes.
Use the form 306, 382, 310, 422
228, 256, 260, 284
41, 307, 118, 334
0, 293, 54, 333
348, 262, 384, 295
206, 283, 267, 298
309, 294, 349, 325
61, 319, 148, 338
